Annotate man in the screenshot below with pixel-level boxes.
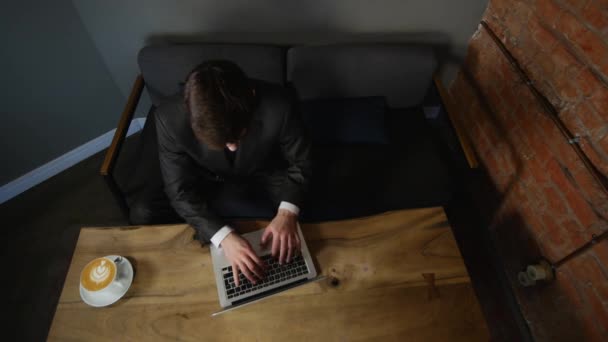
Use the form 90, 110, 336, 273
150, 60, 311, 286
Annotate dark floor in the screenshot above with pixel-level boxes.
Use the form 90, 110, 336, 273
2, 134, 533, 342
1, 147, 128, 341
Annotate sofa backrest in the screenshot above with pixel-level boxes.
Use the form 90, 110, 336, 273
287, 45, 436, 108
138, 44, 286, 106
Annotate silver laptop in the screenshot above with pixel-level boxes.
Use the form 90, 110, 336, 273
210, 224, 319, 315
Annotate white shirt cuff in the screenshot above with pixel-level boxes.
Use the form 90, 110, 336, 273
279, 201, 300, 216
210, 226, 234, 248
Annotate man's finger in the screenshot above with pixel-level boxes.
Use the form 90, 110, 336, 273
260, 228, 271, 246
232, 263, 240, 287
239, 262, 257, 284
246, 249, 265, 270
286, 236, 293, 263
243, 256, 264, 280
279, 236, 287, 264
271, 234, 280, 258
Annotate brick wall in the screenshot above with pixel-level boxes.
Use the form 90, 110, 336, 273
448, 0, 608, 340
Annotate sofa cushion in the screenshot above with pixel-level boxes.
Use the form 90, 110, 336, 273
287, 44, 436, 108
300, 97, 388, 144
301, 107, 452, 221
138, 44, 286, 106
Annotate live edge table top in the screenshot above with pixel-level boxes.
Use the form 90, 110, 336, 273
48, 207, 489, 341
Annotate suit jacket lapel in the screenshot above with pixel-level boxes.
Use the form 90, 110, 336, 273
235, 119, 262, 173
198, 142, 230, 173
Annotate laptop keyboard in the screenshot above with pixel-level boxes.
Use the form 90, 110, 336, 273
222, 254, 308, 299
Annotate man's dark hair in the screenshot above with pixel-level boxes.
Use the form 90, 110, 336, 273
184, 60, 255, 150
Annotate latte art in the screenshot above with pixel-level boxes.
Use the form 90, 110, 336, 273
81, 257, 117, 292
91, 260, 111, 283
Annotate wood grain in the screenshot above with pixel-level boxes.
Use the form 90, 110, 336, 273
100, 74, 144, 176
49, 208, 489, 341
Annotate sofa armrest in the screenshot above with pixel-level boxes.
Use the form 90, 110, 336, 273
100, 75, 145, 176
433, 74, 479, 169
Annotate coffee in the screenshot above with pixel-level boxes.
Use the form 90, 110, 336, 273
81, 257, 117, 292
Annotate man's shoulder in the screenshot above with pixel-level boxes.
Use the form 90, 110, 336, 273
155, 94, 187, 123
153, 94, 193, 144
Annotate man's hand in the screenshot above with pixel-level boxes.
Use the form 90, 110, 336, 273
261, 209, 301, 264
220, 232, 265, 287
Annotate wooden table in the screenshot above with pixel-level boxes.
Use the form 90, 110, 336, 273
48, 207, 489, 341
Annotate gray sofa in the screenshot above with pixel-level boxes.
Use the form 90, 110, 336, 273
104, 43, 454, 223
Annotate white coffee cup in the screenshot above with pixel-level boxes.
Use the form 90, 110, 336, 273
80, 256, 126, 297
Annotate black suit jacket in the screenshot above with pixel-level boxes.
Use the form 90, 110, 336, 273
154, 81, 311, 242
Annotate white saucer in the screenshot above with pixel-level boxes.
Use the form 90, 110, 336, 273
79, 255, 134, 307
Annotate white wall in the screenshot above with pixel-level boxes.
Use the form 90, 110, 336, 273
0, 0, 124, 184
73, 0, 488, 109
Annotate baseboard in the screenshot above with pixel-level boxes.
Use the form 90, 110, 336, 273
0, 118, 147, 205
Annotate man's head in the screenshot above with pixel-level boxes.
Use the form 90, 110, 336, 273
184, 60, 255, 150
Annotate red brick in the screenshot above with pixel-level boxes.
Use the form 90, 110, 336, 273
581, 1, 608, 30
497, 55, 517, 81
542, 212, 567, 239
534, 112, 579, 165
561, 218, 589, 247
486, 86, 504, 109
554, 74, 582, 101
560, 216, 586, 232
512, 126, 535, 158
601, 62, 608, 81
521, 200, 548, 236
546, 157, 574, 189
521, 35, 541, 68
541, 118, 581, 165
593, 240, 608, 271
556, 8, 588, 40
507, 1, 535, 34
483, 149, 500, 174
541, 213, 573, 259
500, 98, 518, 129
531, 17, 561, 52
556, 267, 586, 309
579, 103, 608, 135
582, 285, 608, 335
570, 254, 608, 303
563, 0, 590, 11
590, 88, 608, 121
570, 166, 608, 217
580, 308, 608, 342
536, 0, 565, 26
487, 0, 510, 19
534, 53, 557, 79
598, 132, 608, 156
544, 186, 571, 213
527, 156, 552, 185
540, 237, 566, 262
551, 42, 582, 71
559, 106, 587, 136
579, 102, 604, 132
579, 138, 608, 177
526, 181, 549, 211
485, 124, 503, 149
502, 146, 518, 175
558, 139, 587, 171
564, 186, 600, 228
531, 134, 555, 163
542, 79, 567, 109
575, 69, 605, 97
547, 158, 601, 227
574, 30, 608, 69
